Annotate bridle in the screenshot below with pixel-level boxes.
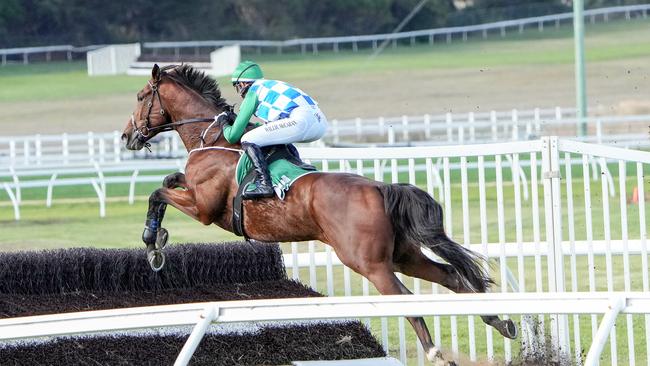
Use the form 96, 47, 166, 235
130, 74, 231, 148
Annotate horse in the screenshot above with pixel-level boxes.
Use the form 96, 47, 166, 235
121, 64, 518, 365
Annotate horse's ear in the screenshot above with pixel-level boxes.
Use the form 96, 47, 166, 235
152, 64, 160, 81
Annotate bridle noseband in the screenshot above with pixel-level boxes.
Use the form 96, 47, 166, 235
130, 73, 231, 148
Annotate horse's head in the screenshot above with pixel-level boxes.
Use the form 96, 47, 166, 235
122, 64, 172, 150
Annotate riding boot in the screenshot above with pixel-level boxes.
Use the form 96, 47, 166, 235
242, 142, 275, 199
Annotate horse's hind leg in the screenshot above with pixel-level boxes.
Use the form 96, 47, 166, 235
395, 248, 518, 339
364, 265, 455, 366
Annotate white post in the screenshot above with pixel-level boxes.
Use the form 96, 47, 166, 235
424, 114, 431, 139
9, 140, 16, 165
23, 140, 30, 166
388, 125, 395, 145
534, 108, 541, 136
113, 131, 121, 162
355, 117, 362, 142
46, 174, 58, 207
584, 296, 625, 366
129, 170, 139, 205
446, 112, 453, 143
88, 132, 95, 161
3, 183, 20, 221
10, 166, 20, 204
378, 116, 385, 137
99, 138, 106, 163
511, 109, 519, 141
62, 133, 69, 165
468, 112, 475, 142
401, 115, 409, 141
91, 179, 106, 218
35, 135, 42, 165
490, 110, 498, 141
174, 305, 218, 366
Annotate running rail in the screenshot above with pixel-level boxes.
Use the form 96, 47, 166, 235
1, 293, 650, 366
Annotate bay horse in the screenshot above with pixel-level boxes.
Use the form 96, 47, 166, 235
121, 64, 517, 365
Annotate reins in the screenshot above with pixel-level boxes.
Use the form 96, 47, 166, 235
130, 69, 233, 149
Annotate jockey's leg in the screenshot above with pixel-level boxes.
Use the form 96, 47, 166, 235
240, 142, 274, 199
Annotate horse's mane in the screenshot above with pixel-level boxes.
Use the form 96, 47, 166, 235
162, 64, 231, 111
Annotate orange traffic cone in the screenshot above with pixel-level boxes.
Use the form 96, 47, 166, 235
631, 186, 639, 204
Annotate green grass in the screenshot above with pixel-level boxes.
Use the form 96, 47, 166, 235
1, 18, 648, 103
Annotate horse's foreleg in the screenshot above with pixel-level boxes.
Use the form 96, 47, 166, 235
365, 265, 454, 366
395, 250, 518, 340
162, 172, 188, 189
142, 187, 200, 271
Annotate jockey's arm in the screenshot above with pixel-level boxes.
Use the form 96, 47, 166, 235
224, 91, 259, 144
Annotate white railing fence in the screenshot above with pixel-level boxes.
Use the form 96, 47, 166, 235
1, 293, 649, 366
2, 107, 649, 170
2, 4, 648, 64
0, 137, 648, 365
279, 137, 649, 365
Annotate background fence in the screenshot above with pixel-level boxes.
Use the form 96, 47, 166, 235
2, 4, 649, 64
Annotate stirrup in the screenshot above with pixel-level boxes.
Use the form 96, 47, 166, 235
242, 179, 274, 199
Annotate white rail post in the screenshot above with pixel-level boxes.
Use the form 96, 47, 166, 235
9, 166, 20, 204
541, 136, 570, 358
35, 134, 42, 165
3, 182, 20, 221
99, 138, 106, 163
584, 295, 625, 366
174, 304, 218, 366
332, 119, 339, 144
387, 125, 395, 145
534, 107, 541, 136
446, 112, 453, 143
23, 139, 30, 166
511, 109, 519, 141
490, 110, 498, 141
46, 174, 58, 207
62, 133, 69, 165
113, 131, 121, 162
88, 132, 95, 162
468, 112, 475, 142
401, 115, 409, 141
355, 117, 362, 142
424, 114, 431, 139
129, 170, 139, 205
9, 140, 16, 165
91, 179, 106, 218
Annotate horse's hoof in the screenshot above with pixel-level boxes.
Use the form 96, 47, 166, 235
147, 249, 166, 272
142, 226, 157, 245
156, 228, 169, 250
498, 319, 518, 339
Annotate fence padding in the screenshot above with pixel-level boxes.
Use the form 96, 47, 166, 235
0, 241, 286, 295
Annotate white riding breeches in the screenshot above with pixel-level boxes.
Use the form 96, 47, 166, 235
240, 105, 328, 147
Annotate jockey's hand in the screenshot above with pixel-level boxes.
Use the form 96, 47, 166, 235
217, 110, 237, 126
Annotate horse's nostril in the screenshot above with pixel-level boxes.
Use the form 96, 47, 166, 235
121, 133, 128, 141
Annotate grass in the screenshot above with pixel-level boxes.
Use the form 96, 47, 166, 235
1, 18, 649, 104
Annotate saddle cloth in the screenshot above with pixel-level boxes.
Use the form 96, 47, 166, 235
231, 145, 317, 238
235, 145, 317, 200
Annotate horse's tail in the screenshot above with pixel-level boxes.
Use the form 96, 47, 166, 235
378, 183, 493, 293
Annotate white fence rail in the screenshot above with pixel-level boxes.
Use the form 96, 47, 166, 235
1, 107, 649, 169
3, 4, 648, 64
1, 293, 649, 366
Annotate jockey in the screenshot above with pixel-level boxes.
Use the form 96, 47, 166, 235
224, 61, 328, 199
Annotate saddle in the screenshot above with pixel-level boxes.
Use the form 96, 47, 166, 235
232, 144, 316, 238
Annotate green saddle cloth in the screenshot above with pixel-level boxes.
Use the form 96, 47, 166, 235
235, 154, 317, 200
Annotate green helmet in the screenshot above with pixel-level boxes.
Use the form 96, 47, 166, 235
231, 61, 263, 83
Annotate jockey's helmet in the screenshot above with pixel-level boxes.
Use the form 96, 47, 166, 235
231, 61, 263, 84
